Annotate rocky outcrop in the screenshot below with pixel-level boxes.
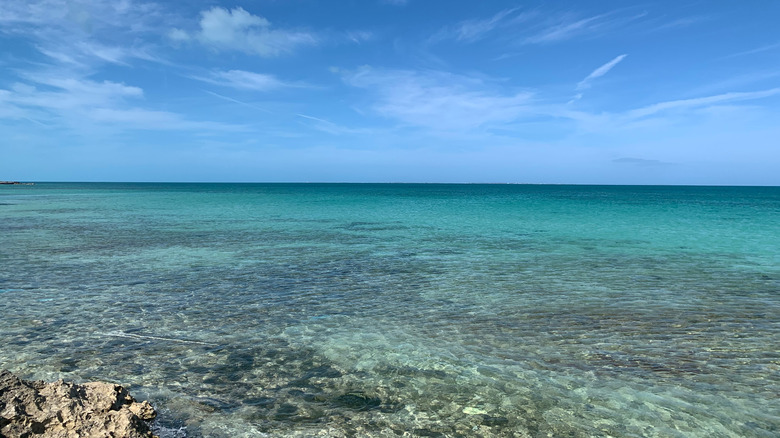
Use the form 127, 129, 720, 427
0, 370, 157, 438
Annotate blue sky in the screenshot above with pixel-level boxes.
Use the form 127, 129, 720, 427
1, 0, 778, 184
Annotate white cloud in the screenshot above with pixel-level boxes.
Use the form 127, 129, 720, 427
296, 114, 371, 135
345, 31, 374, 44
457, 9, 516, 41
179, 7, 317, 56
168, 28, 191, 42
525, 14, 606, 44
453, 8, 520, 42
9, 74, 143, 113
35, 41, 161, 67
192, 70, 288, 91
430, 8, 644, 48
687, 70, 780, 96
627, 88, 780, 119
0, 72, 242, 133
430, 8, 535, 44
577, 54, 627, 90
523, 11, 645, 45
342, 64, 780, 145
723, 41, 780, 59
203, 90, 271, 113
344, 67, 533, 132
0, 0, 166, 68
88, 107, 245, 131
199, 6, 269, 42
650, 16, 709, 32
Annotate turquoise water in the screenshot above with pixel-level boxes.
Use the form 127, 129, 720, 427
1, 183, 778, 437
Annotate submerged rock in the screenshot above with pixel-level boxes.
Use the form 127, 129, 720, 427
0, 369, 157, 438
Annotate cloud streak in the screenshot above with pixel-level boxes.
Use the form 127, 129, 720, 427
0, 0, 167, 68
192, 69, 289, 91
523, 11, 646, 45
431, 8, 525, 43
577, 54, 627, 90
296, 114, 371, 135
203, 90, 271, 113
627, 88, 780, 119
431, 8, 646, 50
340, 64, 780, 142
723, 41, 780, 59
526, 14, 606, 44
0, 71, 243, 133
344, 67, 533, 132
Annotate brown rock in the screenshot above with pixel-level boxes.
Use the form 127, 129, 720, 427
0, 370, 157, 438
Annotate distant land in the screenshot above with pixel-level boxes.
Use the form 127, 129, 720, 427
0, 181, 34, 185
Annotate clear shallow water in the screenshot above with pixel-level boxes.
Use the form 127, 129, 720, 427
1, 183, 778, 437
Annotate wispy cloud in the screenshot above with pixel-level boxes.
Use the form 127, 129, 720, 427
0, 0, 237, 135
0, 0, 167, 63
431, 8, 526, 43
523, 11, 646, 45
0, 0, 165, 30
1, 70, 243, 133
57, 41, 162, 66
171, 7, 317, 56
432, 8, 646, 48
343, 67, 533, 132
723, 41, 780, 59
296, 114, 371, 135
650, 16, 709, 32
687, 70, 780, 96
577, 54, 627, 90
10, 73, 143, 111
627, 88, 780, 119
340, 62, 780, 142
191, 69, 290, 91
203, 90, 271, 113
345, 30, 375, 44
525, 14, 606, 44
88, 107, 246, 131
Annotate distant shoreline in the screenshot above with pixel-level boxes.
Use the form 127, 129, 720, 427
0, 181, 34, 185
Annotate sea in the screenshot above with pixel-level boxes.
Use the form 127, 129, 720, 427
0, 183, 778, 437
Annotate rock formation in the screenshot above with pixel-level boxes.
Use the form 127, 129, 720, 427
0, 370, 157, 438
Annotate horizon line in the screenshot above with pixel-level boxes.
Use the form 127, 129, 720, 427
4, 181, 779, 187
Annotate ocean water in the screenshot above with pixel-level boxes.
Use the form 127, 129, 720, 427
0, 183, 778, 437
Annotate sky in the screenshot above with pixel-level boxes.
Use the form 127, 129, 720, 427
1, 0, 779, 184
